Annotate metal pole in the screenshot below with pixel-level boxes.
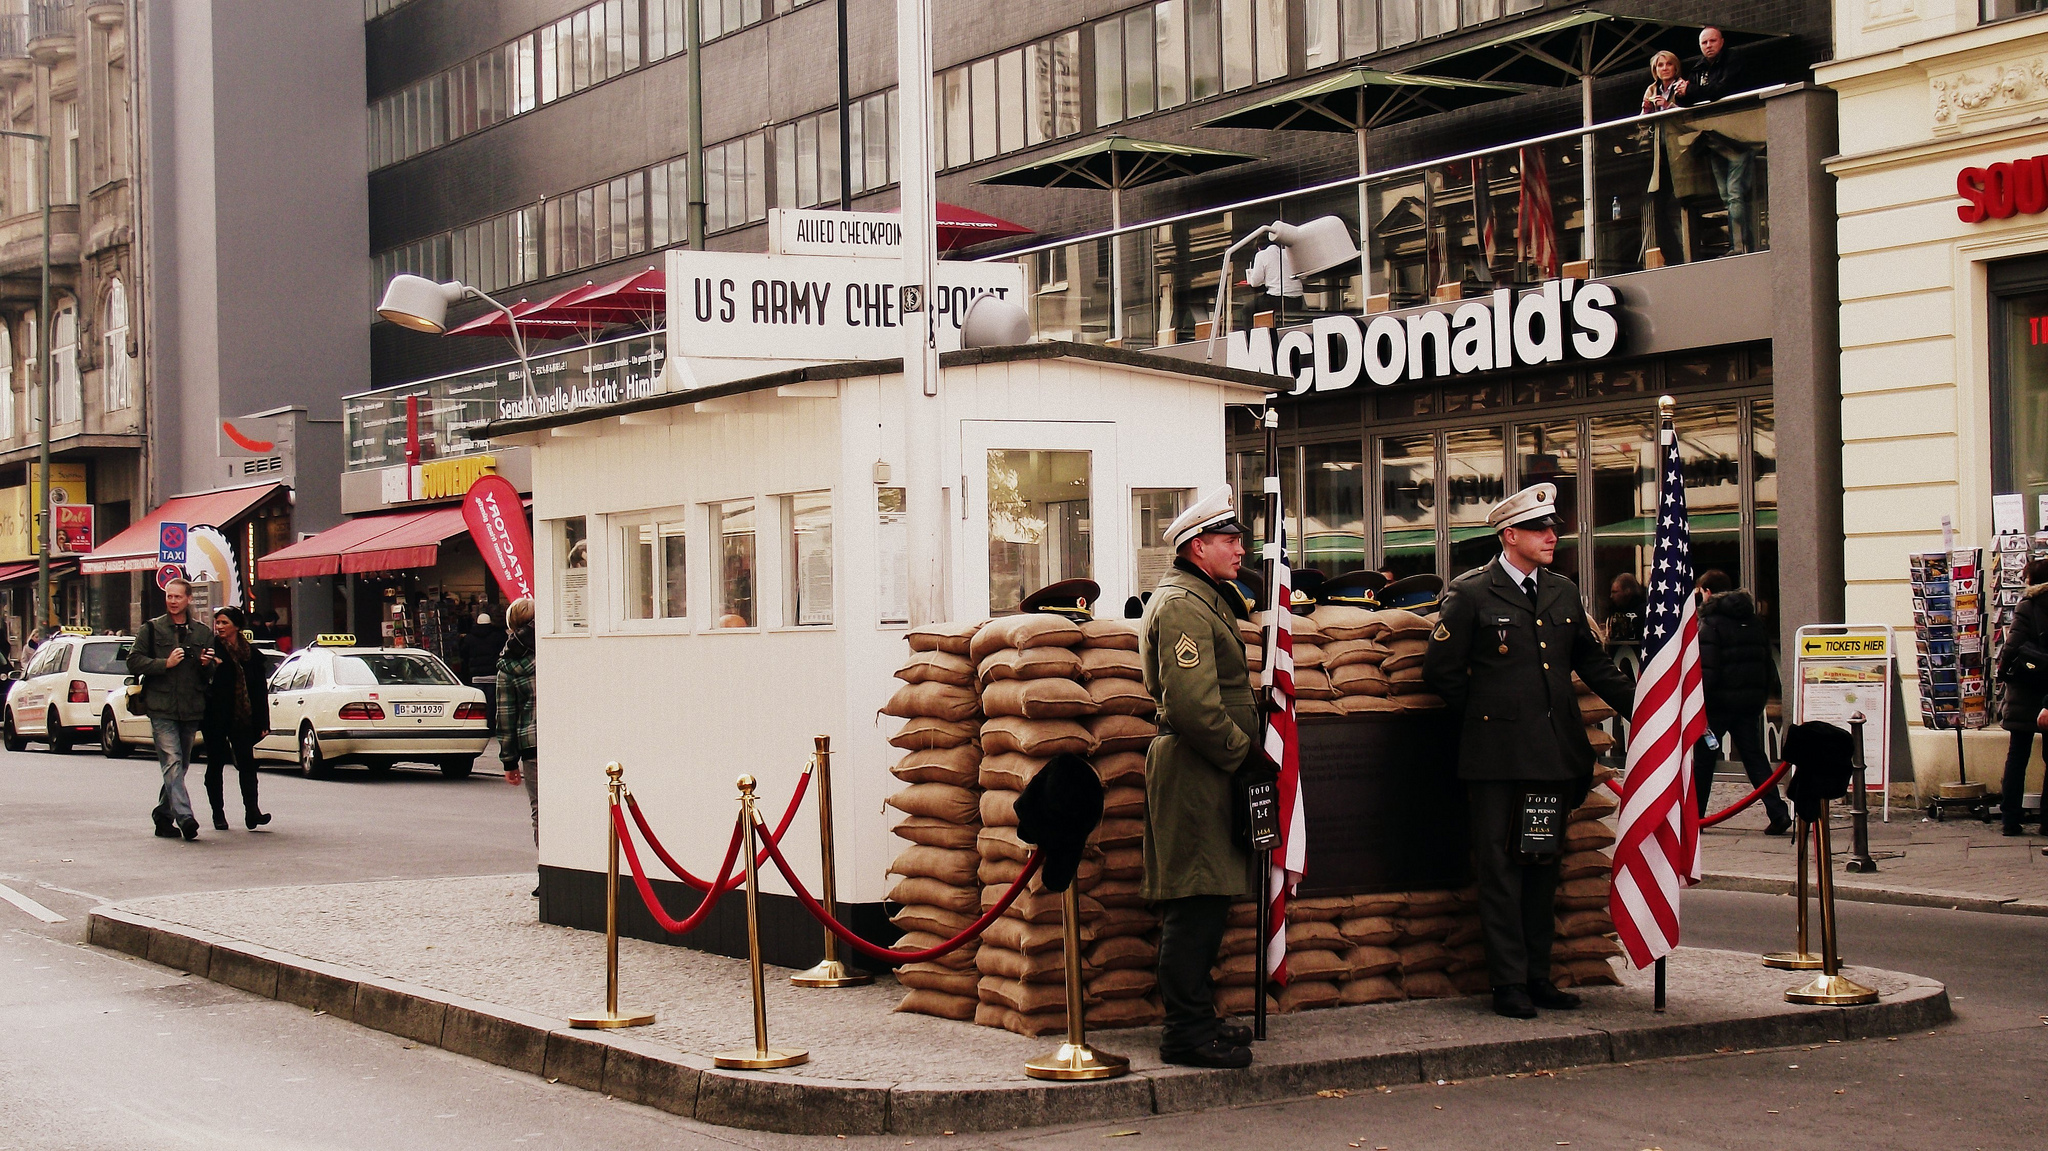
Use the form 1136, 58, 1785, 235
1579, 68, 1596, 274
897, 0, 944, 626
792, 736, 871, 987
567, 762, 654, 1028
1253, 405, 1280, 1040
1846, 713, 1876, 872
714, 775, 808, 1068
1024, 884, 1129, 1079
1762, 816, 1824, 970
685, 0, 706, 249
1784, 803, 1878, 1005
1356, 119, 1371, 308
836, 0, 852, 212
1653, 956, 1665, 1013
1109, 171, 1123, 344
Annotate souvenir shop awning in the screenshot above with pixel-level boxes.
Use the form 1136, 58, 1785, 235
79, 483, 285, 575
0, 560, 72, 584
256, 499, 528, 581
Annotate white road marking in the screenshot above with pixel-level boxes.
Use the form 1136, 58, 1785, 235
0, 881, 66, 923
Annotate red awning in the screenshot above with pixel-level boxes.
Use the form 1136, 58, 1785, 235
342, 505, 474, 575
443, 298, 589, 341
254, 508, 439, 581
537, 266, 664, 325
937, 202, 1033, 251
80, 483, 285, 575
0, 560, 71, 585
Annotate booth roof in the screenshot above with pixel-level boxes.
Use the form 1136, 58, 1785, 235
482, 340, 1285, 440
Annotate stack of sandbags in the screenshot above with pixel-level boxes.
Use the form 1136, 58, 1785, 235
1338, 891, 1409, 1004
1313, 604, 1399, 717
1075, 618, 1165, 1030
1283, 612, 1341, 717
1377, 609, 1445, 713
883, 621, 987, 1021
1574, 674, 1621, 759
1551, 783, 1623, 988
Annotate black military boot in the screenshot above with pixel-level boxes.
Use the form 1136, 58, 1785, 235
1217, 1017, 1254, 1046
1527, 979, 1582, 1010
1161, 1039, 1252, 1069
1492, 984, 1538, 1019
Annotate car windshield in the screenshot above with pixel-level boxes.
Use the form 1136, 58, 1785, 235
331, 653, 458, 687
78, 641, 132, 676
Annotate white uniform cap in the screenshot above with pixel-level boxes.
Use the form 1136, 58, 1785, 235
1166, 486, 1246, 549
1487, 482, 1562, 531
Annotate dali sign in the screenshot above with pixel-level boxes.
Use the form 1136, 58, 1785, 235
1226, 278, 1622, 393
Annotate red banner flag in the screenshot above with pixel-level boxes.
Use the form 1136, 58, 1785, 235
462, 473, 535, 600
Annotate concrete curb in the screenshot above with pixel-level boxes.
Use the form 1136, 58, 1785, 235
86, 905, 1953, 1136
1699, 870, 2048, 917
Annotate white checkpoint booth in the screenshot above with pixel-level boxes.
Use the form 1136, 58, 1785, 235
489, 341, 1275, 963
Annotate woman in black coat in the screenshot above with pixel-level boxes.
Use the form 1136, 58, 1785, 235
1995, 560, 2048, 835
1693, 569, 1790, 831
202, 606, 272, 831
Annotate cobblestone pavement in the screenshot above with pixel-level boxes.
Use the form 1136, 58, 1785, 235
1697, 778, 2048, 913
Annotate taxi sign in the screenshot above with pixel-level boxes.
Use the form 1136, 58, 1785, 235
1797, 634, 1889, 659
313, 633, 357, 647
58, 626, 92, 636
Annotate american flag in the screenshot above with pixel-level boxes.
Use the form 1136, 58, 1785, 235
1472, 155, 1498, 270
1259, 502, 1305, 988
1516, 146, 1561, 280
1608, 413, 1707, 968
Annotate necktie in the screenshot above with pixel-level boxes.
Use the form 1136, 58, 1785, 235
1523, 576, 1539, 606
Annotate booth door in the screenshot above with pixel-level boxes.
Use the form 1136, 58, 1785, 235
962, 421, 1123, 619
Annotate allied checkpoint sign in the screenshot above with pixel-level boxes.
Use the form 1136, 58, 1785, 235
1793, 624, 1896, 819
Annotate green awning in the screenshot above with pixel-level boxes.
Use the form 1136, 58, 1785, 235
976, 134, 1261, 192
1198, 68, 1528, 134
1409, 10, 1781, 90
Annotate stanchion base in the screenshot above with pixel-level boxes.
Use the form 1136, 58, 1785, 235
714, 1047, 809, 1069
1024, 1042, 1131, 1081
1844, 858, 1879, 874
1785, 973, 1879, 1006
1761, 951, 1832, 971
790, 960, 874, 988
566, 1009, 656, 1029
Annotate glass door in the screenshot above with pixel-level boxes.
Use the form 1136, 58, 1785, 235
1377, 431, 1438, 578
962, 421, 1121, 618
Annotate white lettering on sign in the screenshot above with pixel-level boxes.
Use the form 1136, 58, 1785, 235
770, 208, 907, 257
1227, 279, 1622, 392
665, 249, 1027, 362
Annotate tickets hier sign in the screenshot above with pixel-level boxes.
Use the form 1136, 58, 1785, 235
462, 473, 533, 600
1798, 633, 1889, 659
664, 249, 1026, 361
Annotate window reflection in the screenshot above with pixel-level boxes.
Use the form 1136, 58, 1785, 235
988, 450, 1092, 614
1518, 421, 1580, 587
1301, 442, 1364, 576
1378, 432, 1436, 578
715, 500, 756, 628
1444, 427, 1505, 577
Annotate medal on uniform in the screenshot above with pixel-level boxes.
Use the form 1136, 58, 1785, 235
1496, 623, 1509, 655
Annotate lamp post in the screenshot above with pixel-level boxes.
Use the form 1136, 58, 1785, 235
1203, 215, 1359, 365
0, 130, 51, 630
376, 274, 537, 408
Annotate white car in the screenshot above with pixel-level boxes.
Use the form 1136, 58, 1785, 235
5, 632, 136, 754
100, 643, 287, 759
253, 639, 490, 779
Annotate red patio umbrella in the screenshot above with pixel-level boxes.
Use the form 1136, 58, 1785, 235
540, 265, 666, 327
937, 202, 1033, 252
441, 298, 588, 341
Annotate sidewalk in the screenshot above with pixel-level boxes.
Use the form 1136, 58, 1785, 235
1697, 778, 2048, 915
89, 874, 1947, 1136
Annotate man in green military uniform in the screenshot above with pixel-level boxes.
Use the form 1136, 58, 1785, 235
1422, 483, 1634, 1019
1140, 486, 1260, 1069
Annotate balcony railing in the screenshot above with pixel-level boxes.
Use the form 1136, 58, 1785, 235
983, 87, 1783, 350
0, 13, 29, 61
28, 0, 72, 42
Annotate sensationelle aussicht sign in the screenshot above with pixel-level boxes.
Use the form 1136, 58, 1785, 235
1225, 278, 1622, 393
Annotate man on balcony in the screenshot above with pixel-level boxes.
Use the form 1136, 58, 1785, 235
1675, 25, 1758, 255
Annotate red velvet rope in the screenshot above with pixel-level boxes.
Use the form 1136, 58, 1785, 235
1699, 759, 1793, 828
755, 812, 1044, 964
623, 764, 813, 892
612, 802, 743, 935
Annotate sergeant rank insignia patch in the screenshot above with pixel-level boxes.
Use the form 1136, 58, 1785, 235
1173, 634, 1200, 668
1432, 622, 1450, 642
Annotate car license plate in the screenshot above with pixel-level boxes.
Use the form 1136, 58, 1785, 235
393, 703, 443, 717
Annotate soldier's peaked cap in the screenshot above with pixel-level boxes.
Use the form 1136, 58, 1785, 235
1488, 482, 1562, 531
1166, 486, 1245, 548
1318, 569, 1387, 607
1020, 578, 1100, 621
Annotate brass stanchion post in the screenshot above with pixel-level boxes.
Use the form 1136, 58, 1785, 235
714, 775, 809, 1069
1786, 797, 1878, 1006
1762, 816, 1826, 970
792, 736, 872, 988
1024, 884, 1129, 1081
568, 762, 656, 1029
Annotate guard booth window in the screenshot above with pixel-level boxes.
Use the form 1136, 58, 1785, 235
987, 450, 1090, 615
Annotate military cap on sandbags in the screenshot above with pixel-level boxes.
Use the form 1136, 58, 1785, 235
1381, 573, 1444, 612
1013, 752, 1105, 893
1318, 569, 1387, 608
1019, 577, 1100, 622
1488, 482, 1563, 531
1165, 485, 1245, 548
1224, 565, 1266, 619
1290, 569, 1326, 614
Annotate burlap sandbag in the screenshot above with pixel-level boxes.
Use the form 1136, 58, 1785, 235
975, 944, 1070, 984
1322, 639, 1387, 668
1209, 952, 1261, 986
969, 615, 1084, 662
1217, 926, 1258, 958
979, 751, 1047, 792
1244, 644, 1264, 672
1556, 908, 1615, 938
1567, 958, 1622, 986
1294, 667, 1339, 700
989, 887, 1105, 925
1348, 893, 1407, 917
1287, 896, 1351, 922
1577, 696, 1618, 723
892, 744, 982, 787
1285, 919, 1349, 952
1089, 817, 1145, 850
1225, 900, 1261, 929
896, 963, 982, 996
895, 931, 978, 970
1236, 619, 1264, 647
1292, 642, 1326, 669
1444, 917, 1485, 947
1081, 619, 1141, 650
1289, 614, 1324, 643
891, 903, 976, 936
1086, 677, 1155, 717
978, 646, 1084, 684
1379, 650, 1427, 673
896, 989, 977, 1020
1396, 940, 1451, 972
897, 649, 975, 687
892, 814, 979, 850
1560, 849, 1612, 880
1556, 876, 1611, 911
1078, 647, 1143, 681
1339, 975, 1405, 1005
1379, 610, 1434, 640
1403, 969, 1457, 999
1215, 986, 1279, 1016
1086, 713, 1157, 754
887, 875, 982, 916
1298, 699, 1340, 716
889, 844, 979, 886
974, 1001, 1069, 1037
1310, 605, 1383, 641
1572, 792, 1618, 821
1554, 934, 1623, 962
1088, 876, 1146, 908
1099, 845, 1144, 880
1092, 751, 1146, 786
1340, 915, 1401, 946
1102, 785, 1146, 818
1403, 890, 1463, 917
1088, 934, 1157, 972
1335, 694, 1402, 714
887, 782, 980, 825
981, 677, 1097, 720
1087, 968, 1156, 1001
889, 716, 979, 751
1288, 948, 1348, 982
1089, 997, 1165, 1030
982, 715, 1098, 757
983, 915, 1085, 954
881, 681, 981, 722
908, 620, 982, 655
976, 825, 1036, 864
1279, 978, 1342, 1013
1399, 914, 1458, 942
979, 787, 1020, 827
1586, 726, 1616, 752
1397, 694, 1447, 711
980, 852, 1100, 890
1331, 664, 1391, 696
1444, 942, 1488, 973
1092, 906, 1159, 940
1566, 819, 1616, 851
1448, 967, 1494, 996
1344, 944, 1401, 978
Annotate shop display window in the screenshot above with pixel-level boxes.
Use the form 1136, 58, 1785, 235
987, 450, 1091, 614
1133, 488, 1192, 597
1301, 443, 1364, 574
1991, 264, 2048, 532
553, 517, 589, 632
713, 500, 757, 628
1588, 411, 1656, 624
619, 516, 687, 623
786, 492, 833, 627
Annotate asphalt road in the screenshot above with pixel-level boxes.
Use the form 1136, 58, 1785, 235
1, 744, 2040, 1150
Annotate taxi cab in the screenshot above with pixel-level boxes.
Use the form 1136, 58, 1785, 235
5, 630, 135, 754
100, 641, 287, 759
253, 635, 490, 778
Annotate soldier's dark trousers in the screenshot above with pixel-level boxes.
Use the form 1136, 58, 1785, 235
1467, 778, 1590, 988
1156, 894, 1231, 1053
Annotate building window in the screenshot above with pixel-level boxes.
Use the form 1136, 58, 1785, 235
775, 91, 897, 209
785, 492, 832, 626
620, 516, 687, 622
1132, 488, 1191, 592
647, 0, 689, 59
1991, 258, 2048, 532
51, 300, 77, 426
22, 312, 35, 435
935, 31, 1081, 171
1304, 0, 1542, 69
0, 322, 13, 440
1094, 0, 1279, 130
103, 279, 131, 411
713, 499, 757, 627
57, 101, 77, 205
1983, 1, 2048, 24
555, 517, 590, 632
704, 133, 767, 234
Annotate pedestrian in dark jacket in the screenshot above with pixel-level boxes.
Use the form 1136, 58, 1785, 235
496, 597, 539, 858
461, 611, 506, 731
1673, 25, 1747, 106
1995, 562, 2048, 835
201, 606, 272, 832
127, 578, 215, 840
1692, 569, 1789, 831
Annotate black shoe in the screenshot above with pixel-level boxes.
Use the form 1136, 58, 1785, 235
531, 886, 540, 897
179, 817, 200, 841
212, 810, 230, 832
153, 820, 180, 839
246, 811, 271, 830
1492, 985, 1538, 1019
2004, 824, 2025, 837
1217, 1018, 1254, 1046
1765, 817, 1793, 836
1160, 1039, 1252, 1069
1527, 979, 1582, 1011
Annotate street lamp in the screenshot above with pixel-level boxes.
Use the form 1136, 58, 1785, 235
1203, 216, 1359, 365
376, 274, 537, 406
0, 129, 52, 631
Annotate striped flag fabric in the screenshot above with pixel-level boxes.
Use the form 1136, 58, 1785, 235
1516, 146, 1561, 280
1260, 511, 1306, 987
1608, 414, 1707, 969
1472, 155, 1498, 270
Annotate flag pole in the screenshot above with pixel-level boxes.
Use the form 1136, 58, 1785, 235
1655, 394, 1675, 1016
1254, 402, 1281, 1041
